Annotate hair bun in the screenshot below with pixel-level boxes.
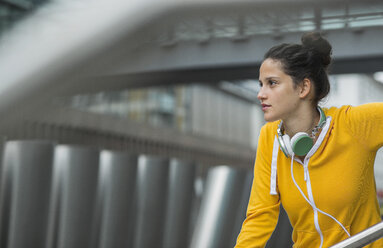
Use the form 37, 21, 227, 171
301, 32, 332, 68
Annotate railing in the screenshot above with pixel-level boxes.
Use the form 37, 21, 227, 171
329, 222, 383, 248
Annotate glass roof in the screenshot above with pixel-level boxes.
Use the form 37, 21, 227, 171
152, 1, 383, 44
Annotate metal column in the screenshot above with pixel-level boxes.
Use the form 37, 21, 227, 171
0, 140, 54, 248
231, 171, 253, 247
190, 165, 250, 248
162, 158, 196, 248
266, 206, 294, 248
48, 145, 100, 248
133, 154, 169, 248
98, 150, 138, 248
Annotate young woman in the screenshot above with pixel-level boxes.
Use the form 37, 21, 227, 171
235, 32, 383, 247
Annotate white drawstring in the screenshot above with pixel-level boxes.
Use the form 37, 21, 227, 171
270, 136, 279, 195
290, 155, 351, 244
291, 154, 324, 248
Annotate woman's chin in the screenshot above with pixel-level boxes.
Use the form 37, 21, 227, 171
263, 114, 278, 123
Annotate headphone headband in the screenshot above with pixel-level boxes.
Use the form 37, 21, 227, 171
310, 107, 326, 138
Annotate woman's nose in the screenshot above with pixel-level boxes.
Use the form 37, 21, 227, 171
257, 87, 266, 101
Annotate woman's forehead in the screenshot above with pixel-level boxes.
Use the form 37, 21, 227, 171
260, 59, 286, 78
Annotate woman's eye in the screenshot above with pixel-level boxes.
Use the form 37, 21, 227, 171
269, 80, 277, 85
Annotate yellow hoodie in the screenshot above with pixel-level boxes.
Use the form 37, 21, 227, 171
235, 103, 383, 248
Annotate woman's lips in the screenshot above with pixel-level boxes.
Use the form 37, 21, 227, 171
261, 104, 271, 111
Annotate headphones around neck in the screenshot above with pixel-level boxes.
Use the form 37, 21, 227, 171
277, 107, 326, 157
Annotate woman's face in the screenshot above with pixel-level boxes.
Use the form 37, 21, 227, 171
258, 58, 302, 122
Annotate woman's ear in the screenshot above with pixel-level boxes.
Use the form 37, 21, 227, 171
299, 78, 313, 99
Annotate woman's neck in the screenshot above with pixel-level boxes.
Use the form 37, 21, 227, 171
283, 106, 320, 138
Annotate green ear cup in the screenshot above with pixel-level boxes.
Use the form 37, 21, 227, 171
291, 134, 313, 156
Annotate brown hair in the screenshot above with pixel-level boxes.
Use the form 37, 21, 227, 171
264, 32, 332, 105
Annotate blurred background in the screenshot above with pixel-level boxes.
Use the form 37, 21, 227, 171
0, 0, 382, 247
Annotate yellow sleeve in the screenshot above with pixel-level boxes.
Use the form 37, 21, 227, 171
235, 125, 280, 248
344, 102, 383, 152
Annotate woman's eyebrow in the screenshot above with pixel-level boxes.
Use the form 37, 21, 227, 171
265, 76, 280, 80
259, 76, 280, 82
